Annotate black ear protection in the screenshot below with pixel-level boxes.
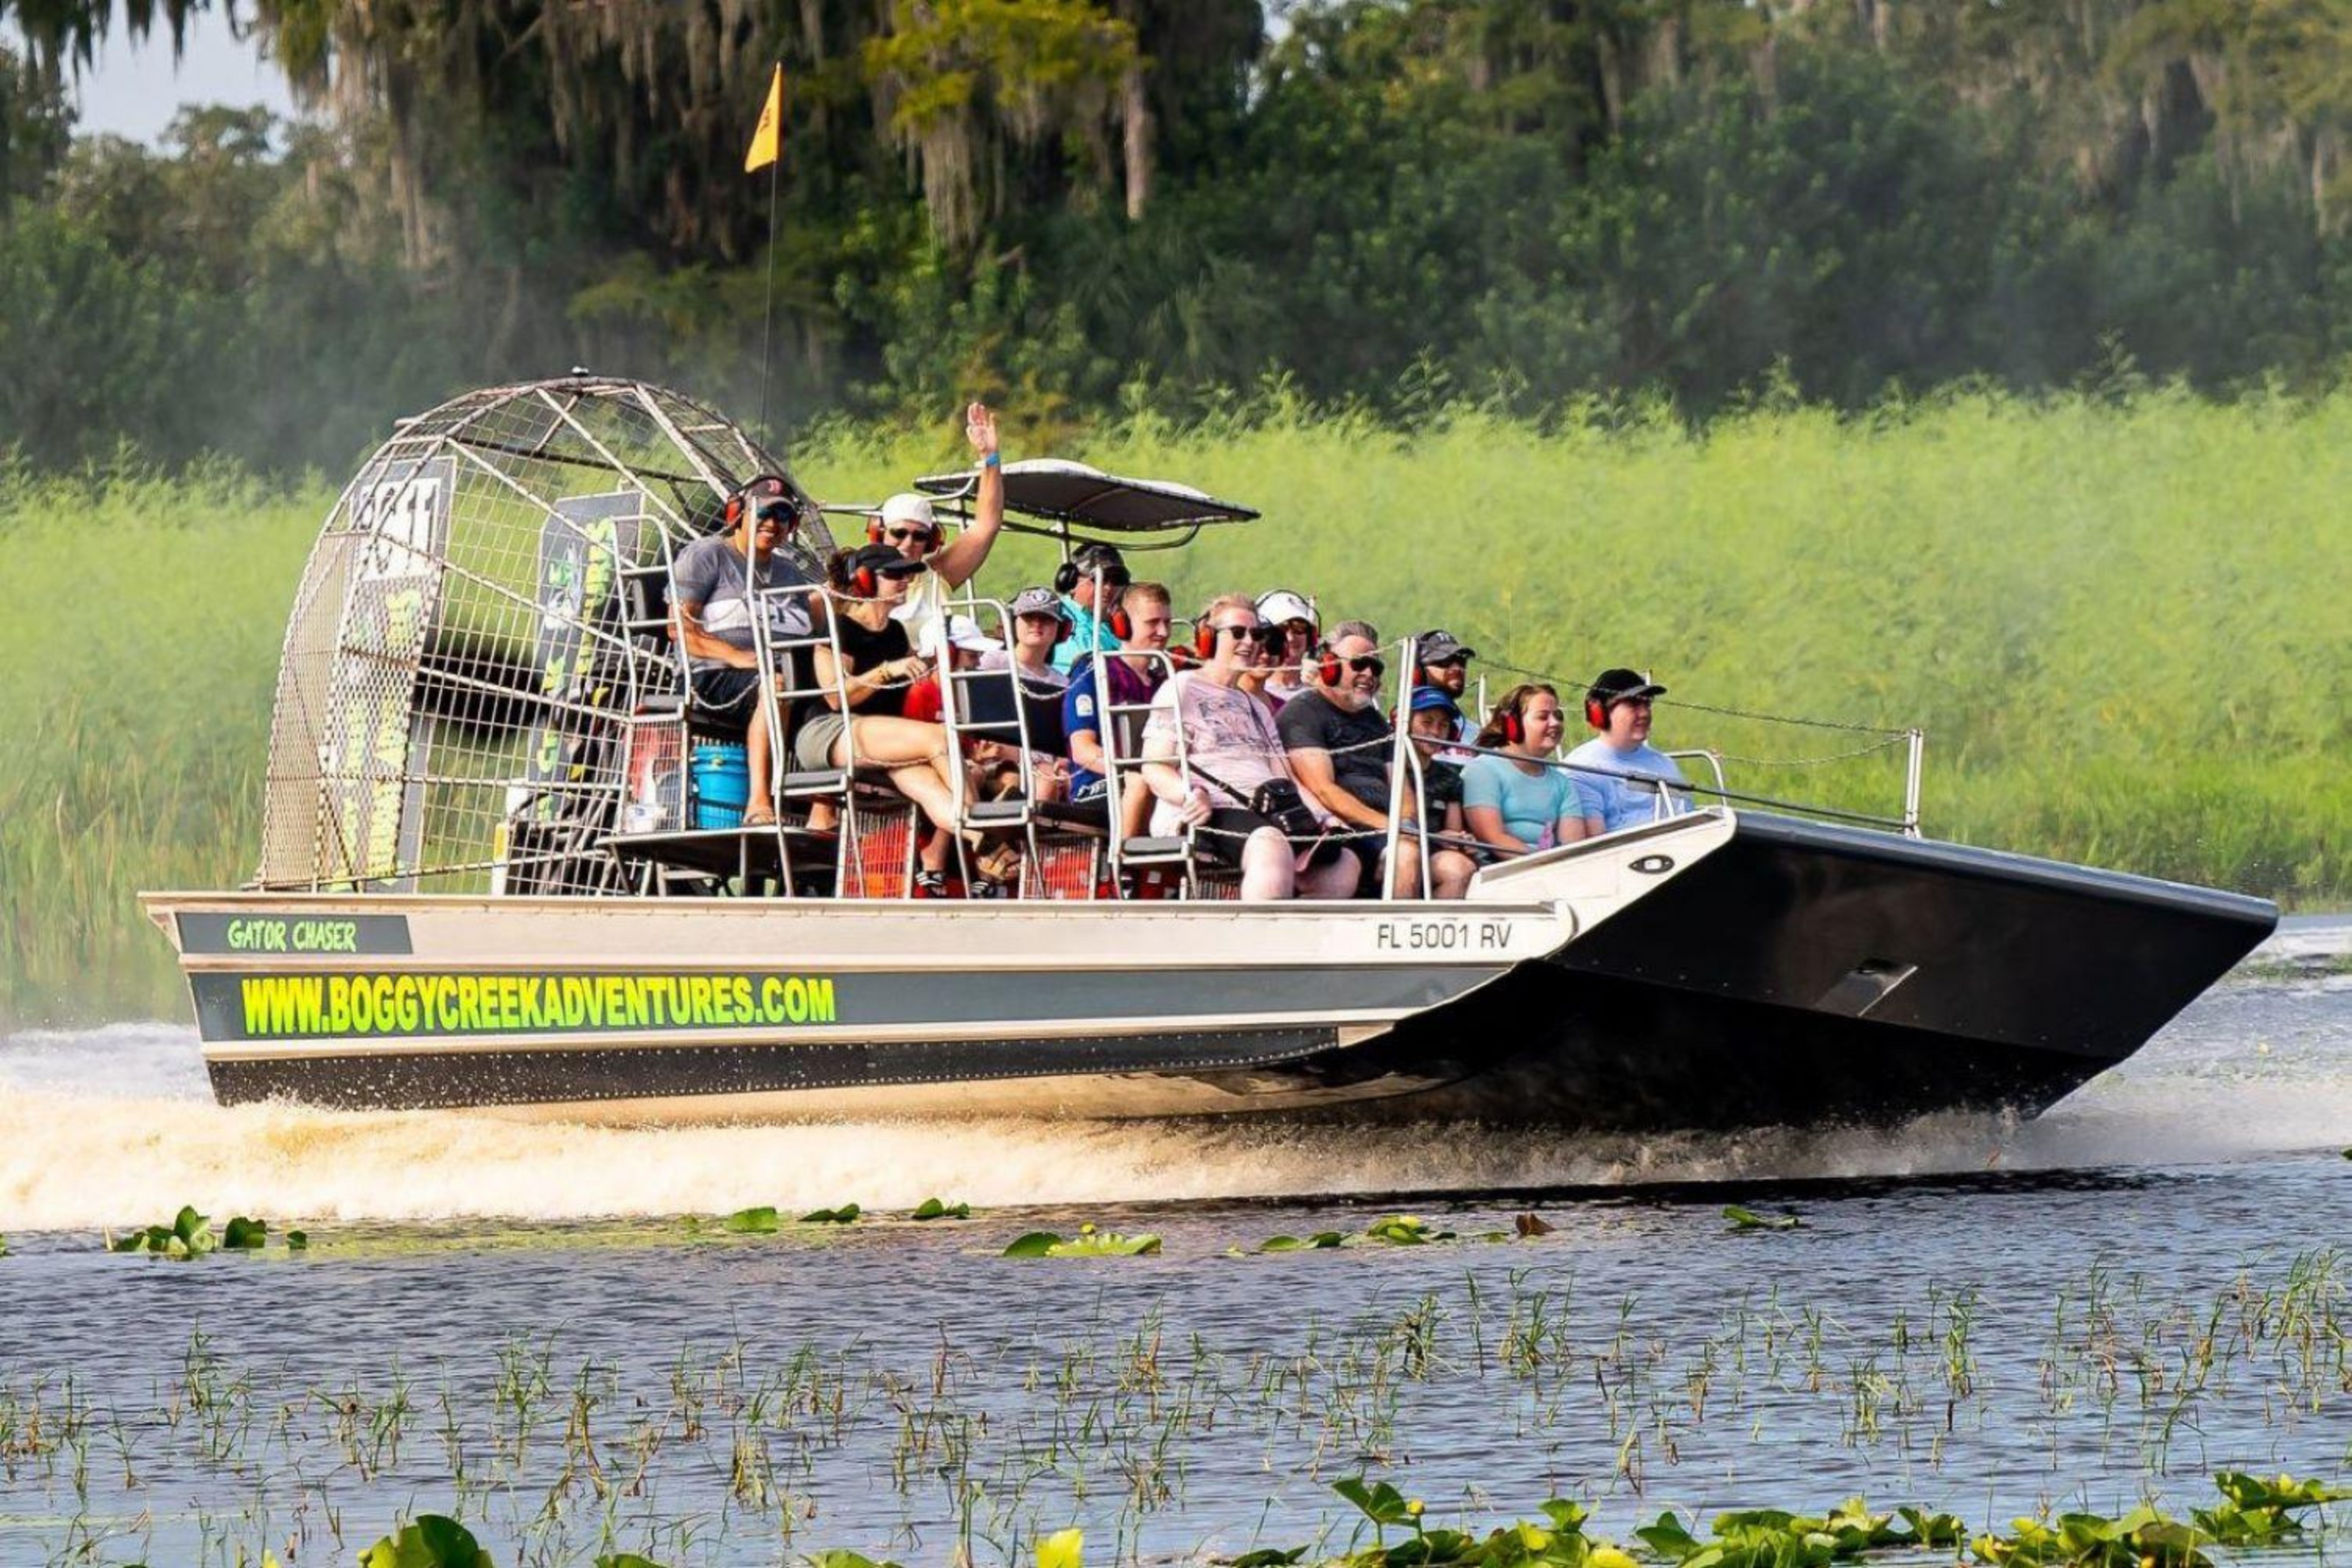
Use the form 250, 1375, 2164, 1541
1055, 545, 1125, 597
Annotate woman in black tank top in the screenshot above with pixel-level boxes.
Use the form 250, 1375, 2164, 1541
806, 545, 974, 890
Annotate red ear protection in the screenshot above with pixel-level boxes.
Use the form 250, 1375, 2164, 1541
724, 493, 747, 529
1585, 695, 1608, 730
1316, 645, 1343, 686
1500, 707, 1526, 747
1106, 608, 1132, 643
866, 517, 885, 545
1194, 618, 1219, 660
853, 564, 880, 597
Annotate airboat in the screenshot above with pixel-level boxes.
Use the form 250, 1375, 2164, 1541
140, 376, 2275, 1129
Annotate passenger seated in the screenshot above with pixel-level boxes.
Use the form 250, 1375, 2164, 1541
1406, 687, 1470, 843
1461, 684, 1597, 856
1278, 623, 1473, 900
1141, 594, 1361, 902
1412, 629, 1478, 744
1063, 580, 1173, 837
875, 401, 1011, 651
1255, 589, 1318, 710
804, 544, 1002, 897
1565, 667, 1691, 834
1052, 542, 1131, 674
908, 607, 1069, 805
670, 475, 816, 827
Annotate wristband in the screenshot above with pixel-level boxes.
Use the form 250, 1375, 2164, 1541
981, 452, 1002, 468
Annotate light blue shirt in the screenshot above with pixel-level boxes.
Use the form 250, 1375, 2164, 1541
1564, 738, 1690, 835
1051, 595, 1116, 674
1460, 754, 1585, 849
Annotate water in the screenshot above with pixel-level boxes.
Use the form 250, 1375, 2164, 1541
0, 936, 2346, 1566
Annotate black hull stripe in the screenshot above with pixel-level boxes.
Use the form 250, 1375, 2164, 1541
207, 1026, 1342, 1110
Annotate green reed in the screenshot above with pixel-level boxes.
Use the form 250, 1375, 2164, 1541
6, 385, 2351, 1023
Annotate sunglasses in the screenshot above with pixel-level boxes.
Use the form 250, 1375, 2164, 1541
885, 526, 933, 544
1213, 623, 1265, 643
1341, 656, 1386, 677
1425, 654, 1468, 668
753, 502, 795, 525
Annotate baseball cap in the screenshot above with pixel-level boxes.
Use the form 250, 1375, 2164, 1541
849, 542, 927, 579
877, 492, 939, 534
1415, 629, 1476, 664
1010, 585, 1065, 619
730, 474, 795, 522
1255, 589, 1315, 627
945, 614, 1000, 655
1587, 666, 1667, 710
1408, 686, 1462, 714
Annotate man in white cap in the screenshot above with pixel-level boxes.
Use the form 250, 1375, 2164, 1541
877, 401, 1008, 652
1254, 588, 1317, 709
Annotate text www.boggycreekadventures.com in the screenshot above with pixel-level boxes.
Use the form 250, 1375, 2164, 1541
235, 972, 839, 1038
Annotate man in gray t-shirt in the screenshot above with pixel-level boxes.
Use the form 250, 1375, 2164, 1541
670, 474, 819, 825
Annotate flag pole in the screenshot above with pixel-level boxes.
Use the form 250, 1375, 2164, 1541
755, 61, 784, 451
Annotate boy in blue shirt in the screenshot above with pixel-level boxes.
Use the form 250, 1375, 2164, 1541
1563, 667, 1690, 835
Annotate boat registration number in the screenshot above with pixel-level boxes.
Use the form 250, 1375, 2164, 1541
1375, 918, 1514, 953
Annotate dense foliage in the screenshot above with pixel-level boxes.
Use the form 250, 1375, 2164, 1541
6, 1, 2352, 469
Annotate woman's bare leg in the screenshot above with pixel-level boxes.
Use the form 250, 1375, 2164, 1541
1298, 847, 1363, 901
1238, 827, 1296, 902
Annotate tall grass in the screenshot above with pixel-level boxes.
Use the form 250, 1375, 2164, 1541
3, 386, 2344, 1024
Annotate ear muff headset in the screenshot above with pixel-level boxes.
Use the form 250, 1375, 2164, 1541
1585, 694, 1609, 730
865, 516, 885, 545
852, 563, 880, 597
724, 475, 794, 532
1055, 546, 1125, 597
1316, 644, 1344, 687
1105, 607, 1133, 642
1499, 706, 1526, 747
1193, 609, 1226, 662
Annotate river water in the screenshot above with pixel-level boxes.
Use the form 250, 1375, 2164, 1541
0, 927, 2346, 1566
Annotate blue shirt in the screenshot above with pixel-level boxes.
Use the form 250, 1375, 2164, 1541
1460, 754, 1585, 849
1564, 738, 1690, 835
1061, 656, 1159, 798
1051, 595, 1116, 674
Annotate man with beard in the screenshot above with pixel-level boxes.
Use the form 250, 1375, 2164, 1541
1278, 622, 1475, 900
1564, 667, 1691, 835
671, 473, 818, 826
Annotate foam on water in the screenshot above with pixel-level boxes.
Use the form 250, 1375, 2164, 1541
3, 971, 2345, 1233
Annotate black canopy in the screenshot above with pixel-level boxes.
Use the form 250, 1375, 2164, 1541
912, 459, 1258, 533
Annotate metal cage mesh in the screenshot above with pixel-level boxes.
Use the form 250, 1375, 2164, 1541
255, 376, 835, 894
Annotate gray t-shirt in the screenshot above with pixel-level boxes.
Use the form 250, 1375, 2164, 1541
671, 534, 813, 671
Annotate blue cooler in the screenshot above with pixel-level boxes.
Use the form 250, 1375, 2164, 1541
691, 743, 751, 829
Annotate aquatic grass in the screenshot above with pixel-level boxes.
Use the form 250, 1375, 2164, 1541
8, 387, 2352, 1021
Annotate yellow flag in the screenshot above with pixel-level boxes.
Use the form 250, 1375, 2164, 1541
744, 63, 784, 173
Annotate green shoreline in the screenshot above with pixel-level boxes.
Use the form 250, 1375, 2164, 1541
5, 387, 2347, 1026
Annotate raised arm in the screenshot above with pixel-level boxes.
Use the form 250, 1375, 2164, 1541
926, 402, 1004, 590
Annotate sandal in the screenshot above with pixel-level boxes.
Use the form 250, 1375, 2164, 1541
743, 808, 778, 828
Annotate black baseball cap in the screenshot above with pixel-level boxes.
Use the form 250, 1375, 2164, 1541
731, 473, 795, 522
1587, 667, 1667, 710
1416, 629, 1476, 664
849, 542, 927, 579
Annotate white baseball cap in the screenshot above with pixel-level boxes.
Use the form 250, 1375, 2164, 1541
1255, 588, 1316, 628
878, 492, 938, 533
945, 614, 1000, 655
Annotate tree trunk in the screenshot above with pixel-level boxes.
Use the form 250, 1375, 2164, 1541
1121, 62, 1152, 220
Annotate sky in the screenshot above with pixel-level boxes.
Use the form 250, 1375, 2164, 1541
45, 5, 300, 144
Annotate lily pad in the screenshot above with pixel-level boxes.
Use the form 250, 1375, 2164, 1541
1256, 1232, 1347, 1253
358, 1514, 493, 1567
720, 1205, 781, 1234
1723, 1204, 1803, 1231
800, 1203, 861, 1225
1003, 1227, 1161, 1258
910, 1198, 971, 1221
221, 1216, 269, 1250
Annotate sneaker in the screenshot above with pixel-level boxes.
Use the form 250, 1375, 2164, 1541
912, 869, 951, 899
968, 877, 1011, 901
